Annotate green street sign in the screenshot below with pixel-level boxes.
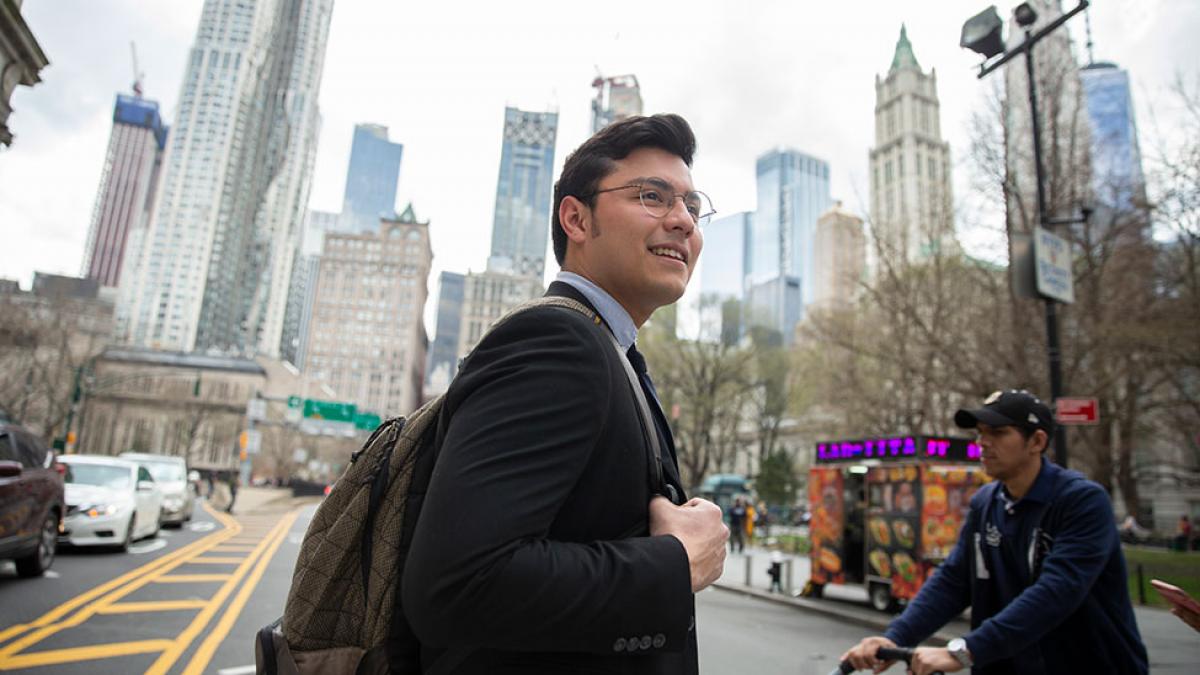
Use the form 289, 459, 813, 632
303, 399, 356, 422
354, 411, 382, 431
287, 395, 302, 409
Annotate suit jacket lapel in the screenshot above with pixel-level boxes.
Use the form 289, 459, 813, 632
544, 282, 686, 495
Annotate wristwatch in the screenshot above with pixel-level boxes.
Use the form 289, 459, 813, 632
947, 638, 973, 668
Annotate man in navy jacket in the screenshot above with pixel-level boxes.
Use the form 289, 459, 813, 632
841, 390, 1147, 675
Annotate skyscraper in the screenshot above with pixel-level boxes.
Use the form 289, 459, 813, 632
118, 0, 333, 357
699, 211, 752, 344
869, 25, 954, 263
82, 93, 168, 288
340, 123, 403, 233
487, 107, 558, 279
591, 74, 643, 133
424, 271, 465, 397
809, 202, 866, 312
303, 208, 432, 416
747, 148, 830, 343
1080, 62, 1145, 222
457, 270, 545, 358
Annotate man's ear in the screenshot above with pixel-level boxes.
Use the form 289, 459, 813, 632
558, 195, 590, 245
1031, 429, 1049, 455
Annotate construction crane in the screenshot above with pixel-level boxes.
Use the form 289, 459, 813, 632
130, 41, 144, 97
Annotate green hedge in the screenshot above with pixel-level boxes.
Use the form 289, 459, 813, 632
1124, 547, 1200, 608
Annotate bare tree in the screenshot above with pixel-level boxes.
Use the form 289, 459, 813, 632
0, 293, 109, 442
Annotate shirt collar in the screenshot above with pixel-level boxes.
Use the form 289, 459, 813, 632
997, 457, 1056, 507
555, 271, 638, 351
1022, 457, 1056, 504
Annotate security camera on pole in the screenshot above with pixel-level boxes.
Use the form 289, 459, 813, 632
959, 1, 1092, 469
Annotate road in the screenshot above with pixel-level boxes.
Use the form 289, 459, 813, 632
0, 491, 311, 675
5, 494, 1195, 674
697, 587, 907, 674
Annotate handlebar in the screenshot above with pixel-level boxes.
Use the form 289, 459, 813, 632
831, 646, 943, 675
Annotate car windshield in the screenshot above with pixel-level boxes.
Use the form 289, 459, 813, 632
65, 463, 131, 489
144, 462, 185, 482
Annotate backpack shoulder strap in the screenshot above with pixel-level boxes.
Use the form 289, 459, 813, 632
493, 296, 665, 495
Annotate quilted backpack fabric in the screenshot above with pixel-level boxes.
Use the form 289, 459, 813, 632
256, 296, 599, 675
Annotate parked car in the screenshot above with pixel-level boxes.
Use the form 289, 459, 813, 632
58, 455, 163, 551
120, 452, 195, 526
0, 423, 65, 576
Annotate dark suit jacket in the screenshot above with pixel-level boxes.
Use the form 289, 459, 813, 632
401, 282, 698, 674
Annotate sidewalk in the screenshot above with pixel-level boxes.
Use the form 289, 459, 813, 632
712, 545, 963, 643
202, 485, 317, 516
712, 545, 1200, 671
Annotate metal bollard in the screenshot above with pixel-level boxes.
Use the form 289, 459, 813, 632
745, 553, 752, 586
785, 558, 793, 594
1137, 563, 1146, 605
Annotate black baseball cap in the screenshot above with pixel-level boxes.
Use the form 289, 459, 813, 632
954, 389, 1055, 437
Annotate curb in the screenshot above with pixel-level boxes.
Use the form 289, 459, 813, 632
709, 581, 954, 645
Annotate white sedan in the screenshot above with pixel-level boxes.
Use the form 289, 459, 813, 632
59, 455, 163, 551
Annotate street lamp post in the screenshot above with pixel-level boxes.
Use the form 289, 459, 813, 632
960, 1, 1090, 469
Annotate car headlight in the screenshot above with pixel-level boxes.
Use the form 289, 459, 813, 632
77, 503, 118, 518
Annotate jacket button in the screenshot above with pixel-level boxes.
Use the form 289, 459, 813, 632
613, 638, 626, 652
639, 635, 652, 650
653, 633, 666, 648
626, 637, 639, 652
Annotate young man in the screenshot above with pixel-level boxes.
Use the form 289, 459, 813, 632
402, 114, 728, 674
841, 390, 1147, 675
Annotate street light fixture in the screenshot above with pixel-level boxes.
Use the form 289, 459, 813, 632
1013, 3, 1039, 28
959, 0, 1091, 469
959, 6, 1005, 59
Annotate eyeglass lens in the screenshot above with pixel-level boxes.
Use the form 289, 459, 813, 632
639, 186, 711, 223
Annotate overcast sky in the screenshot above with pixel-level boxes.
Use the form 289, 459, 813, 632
2, 0, 1197, 322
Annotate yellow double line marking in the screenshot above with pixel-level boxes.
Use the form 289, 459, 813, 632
0, 503, 299, 672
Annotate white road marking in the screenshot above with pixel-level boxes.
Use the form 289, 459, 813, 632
188, 522, 217, 533
129, 538, 169, 554
43, 569, 61, 579
217, 665, 256, 675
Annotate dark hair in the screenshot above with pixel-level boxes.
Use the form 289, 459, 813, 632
1015, 425, 1053, 454
551, 114, 696, 265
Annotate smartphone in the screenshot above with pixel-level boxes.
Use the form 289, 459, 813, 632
1150, 579, 1200, 614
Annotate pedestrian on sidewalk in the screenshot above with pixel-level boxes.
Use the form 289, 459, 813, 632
767, 550, 784, 593
225, 471, 238, 514
755, 500, 770, 540
840, 390, 1147, 675
1174, 515, 1192, 552
402, 114, 727, 674
728, 497, 747, 553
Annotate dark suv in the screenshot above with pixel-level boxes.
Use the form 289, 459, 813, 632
0, 422, 65, 577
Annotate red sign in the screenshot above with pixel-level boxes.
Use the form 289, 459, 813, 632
1057, 398, 1099, 425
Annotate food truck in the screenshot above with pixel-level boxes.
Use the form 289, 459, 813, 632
807, 435, 988, 611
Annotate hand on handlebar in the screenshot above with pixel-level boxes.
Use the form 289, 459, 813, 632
838, 636, 898, 673
836, 641, 959, 675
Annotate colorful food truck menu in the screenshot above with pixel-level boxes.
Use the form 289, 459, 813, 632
866, 465, 923, 600
920, 465, 988, 561
808, 467, 845, 586
812, 435, 987, 604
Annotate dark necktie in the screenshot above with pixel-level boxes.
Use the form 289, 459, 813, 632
627, 344, 680, 500
626, 344, 661, 408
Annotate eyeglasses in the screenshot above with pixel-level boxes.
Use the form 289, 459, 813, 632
582, 178, 716, 225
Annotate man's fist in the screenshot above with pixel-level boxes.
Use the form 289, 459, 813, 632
839, 636, 898, 673
649, 496, 728, 592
